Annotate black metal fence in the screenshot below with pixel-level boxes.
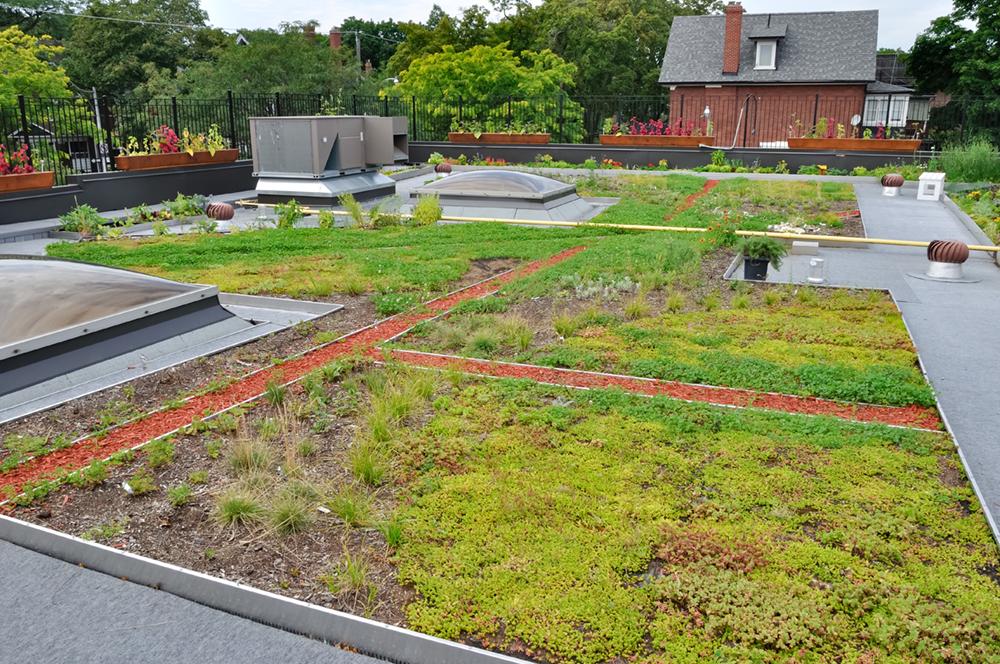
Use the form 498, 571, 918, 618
2, 92, 999, 184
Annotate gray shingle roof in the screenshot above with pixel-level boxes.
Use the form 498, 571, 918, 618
659, 10, 878, 85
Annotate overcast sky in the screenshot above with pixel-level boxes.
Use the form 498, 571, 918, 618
200, 0, 954, 50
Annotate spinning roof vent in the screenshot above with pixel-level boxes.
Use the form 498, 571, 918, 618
0, 256, 340, 423
409, 170, 612, 222
250, 115, 408, 205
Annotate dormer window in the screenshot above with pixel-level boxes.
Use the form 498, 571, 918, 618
755, 40, 777, 70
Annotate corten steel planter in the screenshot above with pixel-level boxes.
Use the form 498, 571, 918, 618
447, 132, 550, 145
787, 138, 922, 153
114, 149, 239, 171
0, 171, 55, 194
599, 135, 711, 148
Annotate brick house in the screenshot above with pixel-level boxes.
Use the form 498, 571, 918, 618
658, 3, 909, 147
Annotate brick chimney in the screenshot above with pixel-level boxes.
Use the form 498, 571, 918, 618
328, 27, 342, 49
722, 2, 744, 74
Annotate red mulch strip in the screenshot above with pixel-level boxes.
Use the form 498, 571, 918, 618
665, 179, 719, 220
384, 349, 943, 431
0, 247, 586, 498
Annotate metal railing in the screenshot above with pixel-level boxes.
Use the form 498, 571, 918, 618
2, 92, 998, 184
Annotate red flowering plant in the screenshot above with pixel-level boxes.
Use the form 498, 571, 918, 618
0, 144, 35, 176
604, 117, 706, 137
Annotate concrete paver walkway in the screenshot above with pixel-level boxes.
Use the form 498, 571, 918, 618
750, 182, 1000, 541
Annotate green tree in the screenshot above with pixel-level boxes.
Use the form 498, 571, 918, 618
339, 17, 404, 71
394, 43, 576, 100
528, 0, 723, 97
63, 0, 209, 95
0, 25, 72, 105
909, 0, 1000, 98
0, 0, 81, 41
157, 25, 360, 98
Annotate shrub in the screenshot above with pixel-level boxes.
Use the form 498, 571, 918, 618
553, 313, 579, 338
165, 193, 205, 218
374, 292, 420, 316
665, 292, 685, 313
317, 209, 336, 229
740, 237, 787, 269
624, 296, 650, 320
411, 194, 442, 226
59, 204, 104, 235
275, 199, 305, 229
144, 438, 175, 468
125, 468, 156, 496
188, 470, 209, 484
936, 138, 1000, 183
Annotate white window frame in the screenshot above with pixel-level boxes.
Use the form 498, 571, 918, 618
755, 40, 777, 70
863, 94, 910, 128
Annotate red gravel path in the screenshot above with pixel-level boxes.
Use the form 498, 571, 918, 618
666, 179, 719, 220
0, 246, 586, 498
384, 349, 943, 431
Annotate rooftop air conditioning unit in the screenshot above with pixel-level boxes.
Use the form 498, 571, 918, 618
249, 115, 408, 204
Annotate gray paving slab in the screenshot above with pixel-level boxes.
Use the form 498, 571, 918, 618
738, 183, 1000, 542
0, 539, 383, 664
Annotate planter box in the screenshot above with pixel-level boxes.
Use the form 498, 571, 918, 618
114, 149, 239, 171
0, 171, 55, 194
447, 132, 550, 145
787, 138, 922, 153
599, 135, 712, 148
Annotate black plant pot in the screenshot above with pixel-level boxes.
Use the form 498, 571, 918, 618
743, 256, 769, 281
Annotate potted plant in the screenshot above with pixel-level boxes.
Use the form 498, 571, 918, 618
740, 236, 787, 281
115, 124, 239, 171
448, 119, 550, 145
0, 143, 55, 194
599, 116, 712, 148
787, 117, 921, 153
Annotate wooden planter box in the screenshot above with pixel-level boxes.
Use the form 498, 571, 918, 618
448, 132, 550, 145
599, 135, 712, 148
0, 170, 55, 194
787, 138, 922, 153
114, 148, 239, 171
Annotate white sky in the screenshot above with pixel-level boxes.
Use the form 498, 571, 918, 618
200, 0, 954, 50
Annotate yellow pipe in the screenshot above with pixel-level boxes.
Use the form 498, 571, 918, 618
233, 199, 1000, 254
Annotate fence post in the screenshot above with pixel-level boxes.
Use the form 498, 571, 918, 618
17, 94, 31, 160
99, 97, 117, 170
557, 95, 565, 144
411, 96, 417, 140
884, 96, 892, 133
171, 96, 179, 131
507, 95, 512, 129
352, 94, 358, 115
383, 96, 389, 117
275, 93, 282, 116
227, 90, 238, 154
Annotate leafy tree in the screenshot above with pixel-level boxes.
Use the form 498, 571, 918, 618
63, 0, 209, 95
339, 17, 404, 71
393, 43, 576, 100
0, 0, 81, 40
0, 25, 72, 105
909, 0, 1000, 98
153, 25, 360, 98
528, 0, 723, 97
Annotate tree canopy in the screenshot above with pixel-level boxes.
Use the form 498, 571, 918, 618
0, 25, 72, 104
393, 43, 576, 100
909, 0, 1000, 98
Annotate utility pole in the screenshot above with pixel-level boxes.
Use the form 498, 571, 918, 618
355, 31, 362, 70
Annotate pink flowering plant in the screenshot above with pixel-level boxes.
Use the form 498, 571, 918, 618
0, 143, 35, 175
603, 116, 708, 137
123, 124, 181, 156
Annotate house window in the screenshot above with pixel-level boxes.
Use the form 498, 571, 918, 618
755, 40, 776, 70
863, 95, 910, 128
